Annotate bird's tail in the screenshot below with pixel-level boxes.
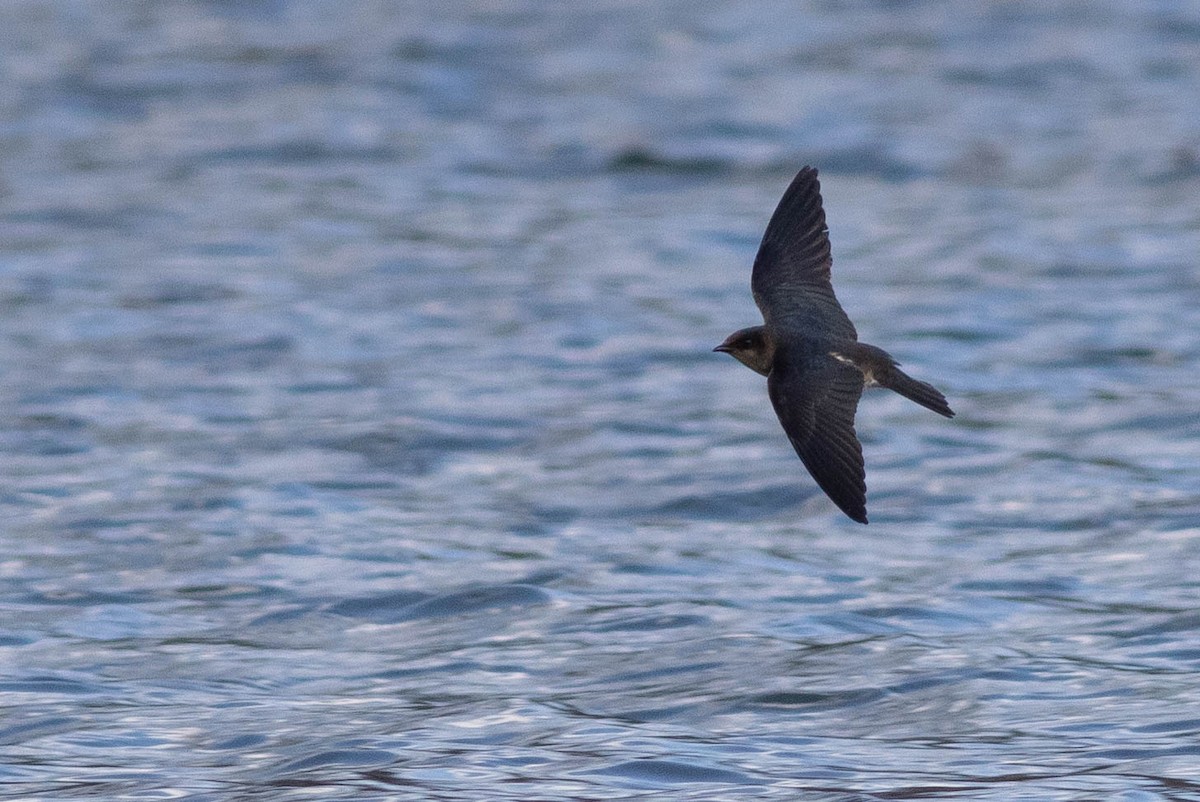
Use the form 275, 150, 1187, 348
877, 365, 955, 418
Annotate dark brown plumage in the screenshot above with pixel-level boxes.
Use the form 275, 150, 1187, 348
715, 167, 954, 523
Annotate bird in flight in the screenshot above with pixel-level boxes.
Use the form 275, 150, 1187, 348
715, 166, 954, 524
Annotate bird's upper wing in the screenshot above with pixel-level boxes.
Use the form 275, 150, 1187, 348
767, 348, 867, 523
751, 166, 857, 340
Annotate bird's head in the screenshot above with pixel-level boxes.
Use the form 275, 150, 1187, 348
714, 326, 773, 376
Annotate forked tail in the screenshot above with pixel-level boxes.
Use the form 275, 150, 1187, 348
877, 366, 955, 418
834, 341, 956, 418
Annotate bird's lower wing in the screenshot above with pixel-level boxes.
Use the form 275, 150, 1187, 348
768, 355, 867, 523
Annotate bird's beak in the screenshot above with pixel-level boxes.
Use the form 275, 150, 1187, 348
713, 344, 730, 353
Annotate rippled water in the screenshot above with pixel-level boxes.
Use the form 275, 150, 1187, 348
2, 1, 1199, 799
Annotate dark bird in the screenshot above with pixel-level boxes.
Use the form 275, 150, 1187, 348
715, 166, 954, 524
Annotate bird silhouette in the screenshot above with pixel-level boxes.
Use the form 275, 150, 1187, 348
715, 166, 954, 524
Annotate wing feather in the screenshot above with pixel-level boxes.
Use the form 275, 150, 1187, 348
751, 167, 857, 340
767, 350, 867, 523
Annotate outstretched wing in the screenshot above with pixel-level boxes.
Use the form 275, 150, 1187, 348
767, 349, 867, 523
751, 166, 857, 340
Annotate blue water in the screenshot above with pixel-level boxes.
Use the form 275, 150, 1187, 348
2, 1, 1199, 799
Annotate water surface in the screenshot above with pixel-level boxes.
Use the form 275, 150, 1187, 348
1, 1, 1199, 799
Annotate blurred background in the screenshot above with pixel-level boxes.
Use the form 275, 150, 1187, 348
1, 1, 1198, 799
